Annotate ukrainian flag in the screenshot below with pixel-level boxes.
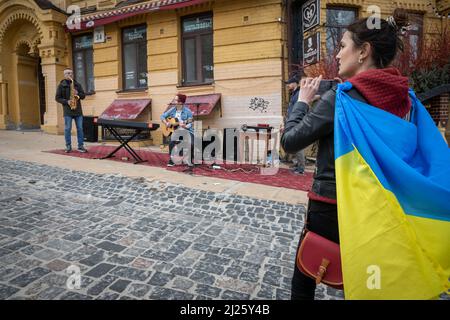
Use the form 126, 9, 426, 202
334, 82, 450, 300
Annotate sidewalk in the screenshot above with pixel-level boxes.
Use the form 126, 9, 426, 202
0, 130, 309, 205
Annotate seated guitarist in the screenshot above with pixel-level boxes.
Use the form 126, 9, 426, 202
160, 93, 194, 167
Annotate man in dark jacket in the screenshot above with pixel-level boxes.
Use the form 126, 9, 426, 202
55, 68, 87, 153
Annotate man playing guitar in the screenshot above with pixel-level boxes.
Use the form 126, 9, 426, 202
160, 93, 194, 167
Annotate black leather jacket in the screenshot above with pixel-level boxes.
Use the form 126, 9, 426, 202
281, 85, 366, 200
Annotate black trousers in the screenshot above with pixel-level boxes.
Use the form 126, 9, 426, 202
291, 200, 340, 300
169, 131, 194, 165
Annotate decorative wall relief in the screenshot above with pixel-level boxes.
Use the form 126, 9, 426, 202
249, 97, 269, 113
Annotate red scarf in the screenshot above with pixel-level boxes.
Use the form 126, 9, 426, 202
348, 67, 411, 118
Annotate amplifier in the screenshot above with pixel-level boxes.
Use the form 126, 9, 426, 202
83, 116, 98, 143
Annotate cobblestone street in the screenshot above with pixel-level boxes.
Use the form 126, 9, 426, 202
0, 158, 343, 300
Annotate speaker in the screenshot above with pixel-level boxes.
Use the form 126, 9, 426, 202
83, 116, 98, 142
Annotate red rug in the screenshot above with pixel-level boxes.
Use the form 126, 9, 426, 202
44, 146, 313, 191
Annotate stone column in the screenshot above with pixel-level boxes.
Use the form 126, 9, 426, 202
0, 65, 10, 129
38, 23, 68, 135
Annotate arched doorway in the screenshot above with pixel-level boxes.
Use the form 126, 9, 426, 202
15, 42, 43, 129
0, 18, 43, 130
0, 1, 68, 134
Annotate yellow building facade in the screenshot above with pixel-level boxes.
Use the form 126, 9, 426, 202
0, 0, 448, 145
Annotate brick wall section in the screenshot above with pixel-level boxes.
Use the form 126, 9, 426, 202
428, 93, 449, 127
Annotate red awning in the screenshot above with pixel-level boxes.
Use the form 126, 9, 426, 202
99, 99, 151, 120
66, 0, 208, 32
168, 94, 221, 116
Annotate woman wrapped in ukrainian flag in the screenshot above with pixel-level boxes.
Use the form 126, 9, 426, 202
282, 9, 450, 300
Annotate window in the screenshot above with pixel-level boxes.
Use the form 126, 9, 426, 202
122, 25, 148, 90
182, 13, 213, 85
326, 7, 358, 56
73, 34, 95, 93
405, 12, 423, 61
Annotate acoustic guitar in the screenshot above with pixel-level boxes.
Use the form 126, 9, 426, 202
161, 117, 193, 137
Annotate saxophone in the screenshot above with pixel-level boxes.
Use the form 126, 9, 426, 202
68, 77, 80, 110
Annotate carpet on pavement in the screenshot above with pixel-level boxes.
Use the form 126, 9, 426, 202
44, 146, 313, 192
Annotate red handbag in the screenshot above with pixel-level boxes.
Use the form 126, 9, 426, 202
297, 230, 343, 289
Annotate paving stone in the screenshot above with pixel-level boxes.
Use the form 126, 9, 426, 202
16, 259, 43, 269
33, 249, 62, 261
3, 240, 30, 251
20, 245, 44, 256
191, 244, 221, 254
194, 284, 221, 298
221, 289, 251, 300
194, 262, 225, 275
35, 286, 66, 300
79, 251, 106, 267
96, 241, 126, 253
0, 227, 24, 237
239, 272, 260, 283
0, 284, 20, 299
1, 252, 27, 265
0, 267, 24, 282
168, 240, 192, 254
172, 277, 195, 291
96, 291, 121, 300
141, 250, 179, 262
262, 271, 282, 287
86, 275, 118, 296
126, 283, 152, 298
131, 258, 155, 270
256, 284, 275, 299
200, 254, 231, 266
62, 233, 84, 242
149, 287, 194, 300
109, 279, 131, 293
9, 267, 51, 288
170, 267, 192, 277
189, 271, 216, 285
148, 272, 175, 286
123, 247, 146, 257
110, 266, 150, 282
85, 263, 115, 278
0, 248, 11, 257
106, 254, 134, 265
60, 292, 93, 300
276, 288, 291, 300
46, 239, 81, 252
220, 248, 246, 259
224, 266, 242, 279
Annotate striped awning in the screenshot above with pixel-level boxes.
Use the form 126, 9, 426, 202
66, 0, 208, 32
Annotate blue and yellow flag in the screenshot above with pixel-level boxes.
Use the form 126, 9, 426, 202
334, 82, 450, 300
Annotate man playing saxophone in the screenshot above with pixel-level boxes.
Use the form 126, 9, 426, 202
55, 68, 87, 153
